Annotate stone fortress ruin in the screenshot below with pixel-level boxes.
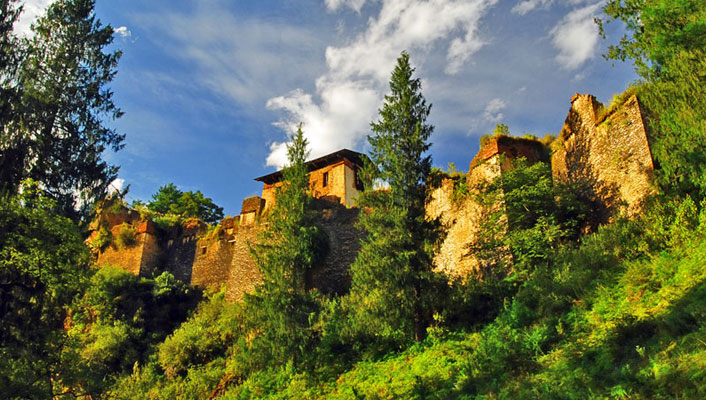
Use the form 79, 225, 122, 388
89, 92, 656, 300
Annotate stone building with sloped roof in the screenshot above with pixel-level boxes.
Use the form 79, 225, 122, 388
254, 148, 368, 210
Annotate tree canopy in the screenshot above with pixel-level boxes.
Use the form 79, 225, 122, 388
0, 0, 123, 218
146, 183, 224, 224
348, 51, 443, 344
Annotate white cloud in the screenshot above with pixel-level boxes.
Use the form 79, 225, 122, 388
266, 0, 499, 167
550, 2, 605, 70
483, 98, 506, 122
511, 0, 592, 15
107, 178, 125, 195
325, 0, 369, 12
511, 0, 554, 15
114, 26, 132, 39
13, 0, 52, 36
135, 9, 326, 107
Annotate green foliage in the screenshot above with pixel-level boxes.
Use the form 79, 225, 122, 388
64, 266, 201, 396
601, 0, 706, 198
443, 162, 469, 204
152, 213, 183, 232
0, 0, 124, 218
91, 224, 112, 251
471, 158, 590, 280
480, 123, 510, 147
0, 0, 21, 137
147, 183, 224, 224
0, 180, 91, 399
103, 289, 242, 400
348, 51, 444, 346
215, 195, 706, 399
238, 125, 327, 374
114, 223, 136, 249
595, 85, 642, 123
158, 290, 242, 379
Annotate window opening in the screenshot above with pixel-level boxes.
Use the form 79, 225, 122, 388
323, 171, 329, 187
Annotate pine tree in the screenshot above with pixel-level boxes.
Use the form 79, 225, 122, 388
0, 0, 124, 218
240, 125, 326, 370
348, 51, 442, 344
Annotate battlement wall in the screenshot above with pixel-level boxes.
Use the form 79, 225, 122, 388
90, 91, 657, 297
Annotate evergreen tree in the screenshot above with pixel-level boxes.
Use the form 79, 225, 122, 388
0, 0, 22, 187
240, 125, 325, 370
348, 51, 442, 344
0, 0, 124, 218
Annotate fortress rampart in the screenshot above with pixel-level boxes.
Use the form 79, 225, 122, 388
90, 92, 656, 298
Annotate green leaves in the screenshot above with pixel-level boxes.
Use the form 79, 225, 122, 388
601, 0, 706, 199
0, 0, 124, 218
146, 183, 224, 224
0, 181, 90, 398
240, 125, 325, 372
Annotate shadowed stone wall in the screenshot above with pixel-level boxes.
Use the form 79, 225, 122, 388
308, 204, 363, 295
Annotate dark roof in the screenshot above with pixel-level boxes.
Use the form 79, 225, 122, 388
254, 149, 369, 184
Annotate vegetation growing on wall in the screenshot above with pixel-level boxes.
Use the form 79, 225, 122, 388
114, 223, 136, 249
144, 183, 224, 224
1, 1, 705, 398
600, 0, 706, 199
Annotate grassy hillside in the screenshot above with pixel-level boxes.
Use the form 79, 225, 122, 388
210, 197, 706, 399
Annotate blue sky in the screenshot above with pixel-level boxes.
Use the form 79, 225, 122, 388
18, 0, 637, 216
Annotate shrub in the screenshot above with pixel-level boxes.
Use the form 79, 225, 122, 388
92, 226, 113, 251
114, 223, 136, 249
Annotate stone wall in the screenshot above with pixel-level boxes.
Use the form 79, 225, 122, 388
224, 225, 262, 301
93, 214, 160, 277
308, 204, 363, 295
91, 92, 659, 298
428, 178, 486, 279
95, 230, 159, 276
191, 238, 235, 290
469, 135, 547, 171
552, 94, 655, 217
429, 146, 517, 280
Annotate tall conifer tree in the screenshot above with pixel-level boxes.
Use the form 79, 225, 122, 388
241, 125, 325, 369
349, 51, 442, 343
0, 0, 123, 217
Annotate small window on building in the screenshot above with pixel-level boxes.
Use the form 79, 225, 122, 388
323, 171, 329, 187
201, 246, 207, 255
354, 169, 364, 190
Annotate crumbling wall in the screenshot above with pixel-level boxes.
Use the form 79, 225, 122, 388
430, 135, 548, 280
96, 231, 158, 276
552, 94, 655, 216
429, 154, 506, 280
